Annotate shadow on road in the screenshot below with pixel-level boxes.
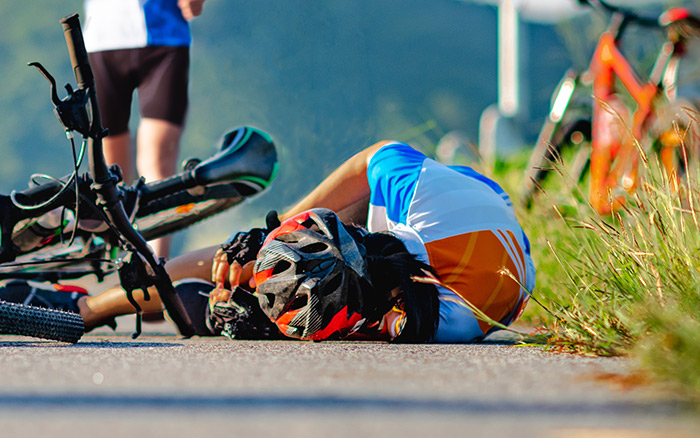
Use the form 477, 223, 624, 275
0, 392, 687, 417
0, 340, 182, 348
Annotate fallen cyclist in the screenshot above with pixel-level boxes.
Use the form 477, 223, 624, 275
0, 140, 536, 342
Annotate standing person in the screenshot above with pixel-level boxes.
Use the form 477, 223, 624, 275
7, 139, 536, 343
82, 0, 206, 258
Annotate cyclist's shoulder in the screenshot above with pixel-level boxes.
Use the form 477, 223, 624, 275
369, 141, 501, 187
372, 140, 425, 158
369, 141, 427, 172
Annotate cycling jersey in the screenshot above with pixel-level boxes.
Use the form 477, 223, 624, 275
367, 142, 535, 342
83, 0, 191, 52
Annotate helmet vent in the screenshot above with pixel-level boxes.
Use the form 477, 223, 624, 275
322, 272, 342, 296
272, 260, 292, 275
289, 295, 308, 311
264, 293, 276, 309
300, 242, 328, 254
277, 234, 299, 244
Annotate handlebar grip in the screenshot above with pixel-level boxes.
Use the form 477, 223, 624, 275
60, 13, 93, 90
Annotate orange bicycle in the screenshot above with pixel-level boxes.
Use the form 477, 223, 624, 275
522, 0, 700, 214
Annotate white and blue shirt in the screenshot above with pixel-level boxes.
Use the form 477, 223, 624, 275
83, 0, 191, 53
367, 142, 536, 342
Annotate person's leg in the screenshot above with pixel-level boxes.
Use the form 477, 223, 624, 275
78, 245, 219, 330
136, 118, 182, 183
135, 46, 188, 184
102, 132, 134, 183
136, 118, 182, 258
135, 46, 190, 259
88, 50, 137, 182
78, 287, 163, 331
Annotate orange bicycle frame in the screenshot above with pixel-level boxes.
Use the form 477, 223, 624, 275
588, 31, 659, 214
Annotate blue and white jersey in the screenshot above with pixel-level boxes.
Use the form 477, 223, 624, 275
83, 0, 191, 52
366, 142, 536, 342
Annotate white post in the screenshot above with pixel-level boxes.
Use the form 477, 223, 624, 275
498, 0, 519, 118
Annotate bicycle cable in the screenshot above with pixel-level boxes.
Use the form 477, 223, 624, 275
24, 132, 85, 247
0, 255, 121, 280
0, 257, 119, 268
9, 133, 86, 212
67, 128, 82, 246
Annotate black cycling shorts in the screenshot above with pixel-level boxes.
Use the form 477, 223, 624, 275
88, 46, 190, 136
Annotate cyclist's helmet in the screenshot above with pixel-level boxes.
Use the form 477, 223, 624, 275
253, 208, 374, 340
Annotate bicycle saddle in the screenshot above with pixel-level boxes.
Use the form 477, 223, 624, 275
660, 8, 700, 40
189, 126, 278, 196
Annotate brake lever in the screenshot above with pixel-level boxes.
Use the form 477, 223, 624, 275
29, 61, 91, 136
118, 250, 153, 339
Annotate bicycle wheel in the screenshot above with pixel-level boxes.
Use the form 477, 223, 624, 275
0, 235, 117, 283
521, 118, 592, 208
134, 184, 246, 241
0, 299, 84, 343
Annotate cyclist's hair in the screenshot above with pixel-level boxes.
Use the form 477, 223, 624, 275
346, 225, 440, 343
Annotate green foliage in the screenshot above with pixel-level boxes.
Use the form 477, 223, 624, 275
516, 130, 700, 399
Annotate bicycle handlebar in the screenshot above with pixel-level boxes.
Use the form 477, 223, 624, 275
579, 0, 660, 28
60, 14, 93, 91
60, 13, 110, 182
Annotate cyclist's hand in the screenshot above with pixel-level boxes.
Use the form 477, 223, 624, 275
211, 248, 231, 288
218, 210, 281, 268
207, 258, 277, 339
208, 257, 243, 331
207, 285, 279, 339
211, 250, 256, 288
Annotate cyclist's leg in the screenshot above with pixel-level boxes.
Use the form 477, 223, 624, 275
78, 287, 163, 331
78, 245, 219, 330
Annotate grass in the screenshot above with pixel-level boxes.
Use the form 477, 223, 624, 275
491, 125, 700, 402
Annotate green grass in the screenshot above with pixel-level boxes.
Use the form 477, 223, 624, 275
492, 135, 700, 401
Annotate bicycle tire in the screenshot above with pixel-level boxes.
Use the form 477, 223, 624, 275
134, 184, 246, 241
0, 187, 244, 282
0, 299, 84, 343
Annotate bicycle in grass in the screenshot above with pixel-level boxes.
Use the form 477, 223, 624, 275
0, 13, 278, 343
521, 0, 700, 214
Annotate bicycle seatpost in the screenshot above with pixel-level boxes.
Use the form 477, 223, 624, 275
60, 14, 195, 337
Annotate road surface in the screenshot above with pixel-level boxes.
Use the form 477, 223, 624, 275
0, 321, 697, 437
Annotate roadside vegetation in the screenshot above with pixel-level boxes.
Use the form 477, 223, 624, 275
502, 124, 700, 402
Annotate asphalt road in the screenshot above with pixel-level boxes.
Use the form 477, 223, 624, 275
0, 321, 698, 438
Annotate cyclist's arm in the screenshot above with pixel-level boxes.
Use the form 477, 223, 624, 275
280, 142, 384, 224
78, 144, 385, 330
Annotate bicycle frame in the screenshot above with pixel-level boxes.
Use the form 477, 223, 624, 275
564, 1, 695, 214
588, 25, 660, 213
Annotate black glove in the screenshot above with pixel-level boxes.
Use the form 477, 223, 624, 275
219, 210, 281, 265
206, 286, 282, 340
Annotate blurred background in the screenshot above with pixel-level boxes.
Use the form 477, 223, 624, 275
0, 0, 696, 255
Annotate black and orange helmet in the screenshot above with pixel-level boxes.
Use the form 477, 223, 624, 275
253, 208, 373, 340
